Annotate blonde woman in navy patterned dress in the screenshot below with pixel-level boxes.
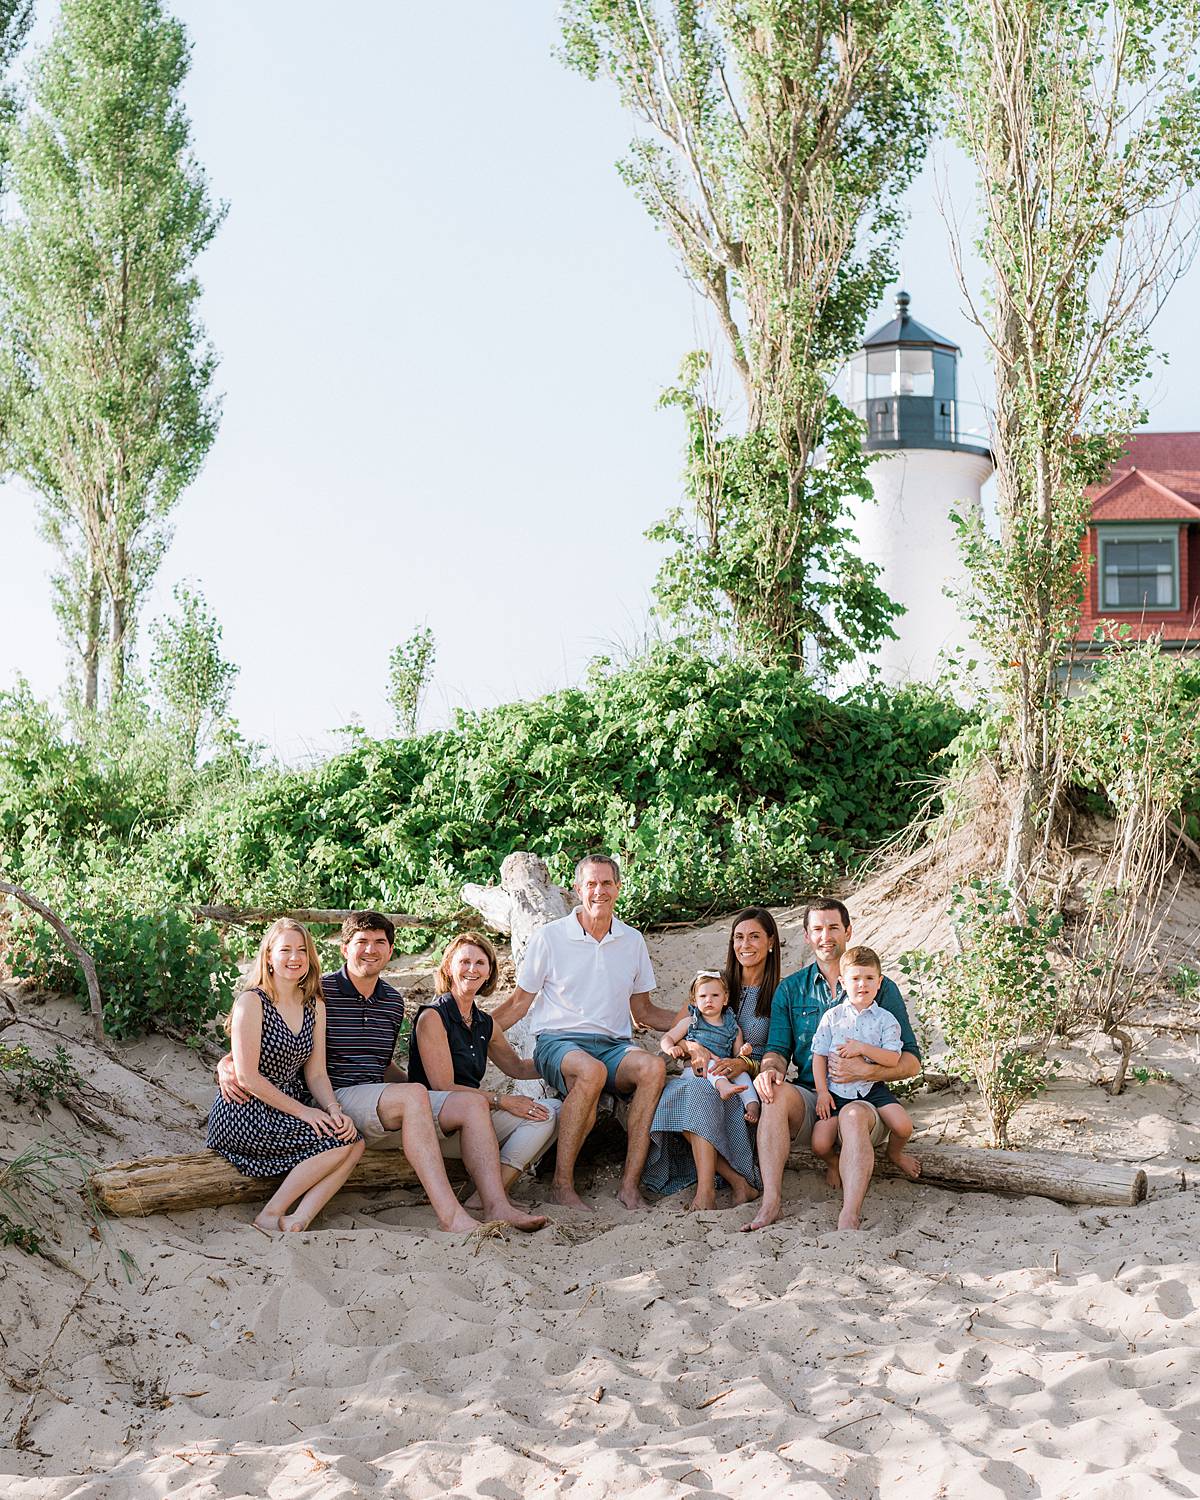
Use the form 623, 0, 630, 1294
207, 920, 365, 1233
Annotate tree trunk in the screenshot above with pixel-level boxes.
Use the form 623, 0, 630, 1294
462, 852, 571, 1098
82, 575, 102, 711
109, 540, 128, 700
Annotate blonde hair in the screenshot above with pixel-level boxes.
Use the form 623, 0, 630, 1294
842, 944, 882, 974
225, 919, 322, 1033
436, 930, 499, 997
689, 970, 729, 1006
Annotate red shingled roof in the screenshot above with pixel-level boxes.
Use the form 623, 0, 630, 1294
1087, 433, 1200, 522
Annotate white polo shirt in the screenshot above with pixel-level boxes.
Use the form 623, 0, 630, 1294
516, 910, 657, 1041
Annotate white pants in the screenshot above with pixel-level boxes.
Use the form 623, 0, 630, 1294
428, 1090, 561, 1174
706, 1060, 756, 1104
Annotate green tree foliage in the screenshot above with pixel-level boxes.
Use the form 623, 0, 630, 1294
0, 0, 223, 709
903, 880, 1062, 1148
925, 0, 1200, 892
149, 582, 239, 766
560, 1, 936, 666
0, 652, 970, 1035
387, 626, 436, 738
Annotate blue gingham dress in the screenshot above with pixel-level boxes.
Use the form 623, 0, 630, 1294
206, 990, 356, 1177
642, 985, 769, 1197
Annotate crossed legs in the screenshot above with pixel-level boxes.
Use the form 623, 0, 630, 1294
253, 1137, 366, 1234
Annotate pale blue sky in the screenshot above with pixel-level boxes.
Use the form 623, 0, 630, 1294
1, 3, 1196, 760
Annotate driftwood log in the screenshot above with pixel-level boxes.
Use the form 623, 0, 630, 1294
0, 878, 104, 1041
463, 851, 572, 1100
90, 1149, 467, 1216
194, 905, 424, 928
89, 1138, 1147, 1217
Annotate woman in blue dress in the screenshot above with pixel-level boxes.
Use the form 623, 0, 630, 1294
207, 919, 365, 1233
642, 908, 782, 1210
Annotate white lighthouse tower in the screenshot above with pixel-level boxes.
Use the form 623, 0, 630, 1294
846, 292, 994, 683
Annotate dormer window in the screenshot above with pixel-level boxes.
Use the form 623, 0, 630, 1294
1097, 526, 1180, 611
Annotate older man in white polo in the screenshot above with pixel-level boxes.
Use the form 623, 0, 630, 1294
493, 853, 678, 1211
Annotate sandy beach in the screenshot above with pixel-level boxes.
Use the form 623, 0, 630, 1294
2, 886, 1199, 1498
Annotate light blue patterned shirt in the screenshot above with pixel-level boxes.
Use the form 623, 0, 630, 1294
811, 999, 903, 1100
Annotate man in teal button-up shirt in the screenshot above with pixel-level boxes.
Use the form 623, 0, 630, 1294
741, 899, 921, 1234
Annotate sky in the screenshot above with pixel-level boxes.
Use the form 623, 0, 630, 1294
1, 2, 1197, 762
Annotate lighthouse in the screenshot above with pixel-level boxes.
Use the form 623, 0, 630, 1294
846, 292, 994, 683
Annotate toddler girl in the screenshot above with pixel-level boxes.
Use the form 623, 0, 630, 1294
661, 970, 759, 1123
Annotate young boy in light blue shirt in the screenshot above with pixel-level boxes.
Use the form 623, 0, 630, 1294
810, 945, 920, 1186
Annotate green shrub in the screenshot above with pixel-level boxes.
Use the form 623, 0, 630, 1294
0, 1043, 82, 1106
3, 855, 237, 1040
902, 880, 1062, 1148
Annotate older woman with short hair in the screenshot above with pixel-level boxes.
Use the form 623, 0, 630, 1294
409, 931, 561, 1196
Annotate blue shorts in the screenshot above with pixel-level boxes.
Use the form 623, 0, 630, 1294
831, 1081, 898, 1113
533, 1031, 635, 1098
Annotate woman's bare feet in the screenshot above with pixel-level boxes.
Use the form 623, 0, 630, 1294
887, 1147, 922, 1180
686, 1187, 718, 1211
437, 1206, 483, 1234
252, 1211, 280, 1235
493, 1204, 549, 1232
279, 1213, 311, 1233
836, 1207, 862, 1231
729, 1179, 760, 1207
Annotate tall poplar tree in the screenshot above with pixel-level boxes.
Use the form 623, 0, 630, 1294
0, 0, 223, 708
561, 1, 936, 668
931, 0, 1200, 891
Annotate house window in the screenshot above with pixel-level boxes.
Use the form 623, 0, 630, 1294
1098, 528, 1179, 611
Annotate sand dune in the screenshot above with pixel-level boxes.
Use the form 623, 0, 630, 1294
2, 890, 1199, 1497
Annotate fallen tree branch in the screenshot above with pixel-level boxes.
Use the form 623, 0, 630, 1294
0, 881, 103, 1042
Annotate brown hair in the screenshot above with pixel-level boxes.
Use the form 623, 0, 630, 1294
436, 930, 500, 997
842, 944, 882, 974
340, 910, 396, 947
226, 918, 322, 1033
725, 907, 781, 1020
688, 970, 729, 1006
802, 897, 851, 932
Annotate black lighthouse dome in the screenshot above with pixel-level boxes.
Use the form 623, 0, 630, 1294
848, 291, 990, 458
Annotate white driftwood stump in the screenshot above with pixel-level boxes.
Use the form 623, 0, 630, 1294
462, 851, 572, 1099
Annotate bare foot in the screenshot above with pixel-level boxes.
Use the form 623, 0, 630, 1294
740, 1199, 783, 1232
437, 1207, 482, 1234
279, 1213, 311, 1233
743, 1104, 760, 1124
711, 1075, 747, 1101
463, 1190, 483, 1211
836, 1208, 861, 1231
490, 1205, 549, 1232
730, 1180, 760, 1207
252, 1211, 280, 1235
550, 1183, 593, 1212
821, 1157, 842, 1191
616, 1183, 653, 1212
888, 1148, 922, 1180
686, 1189, 718, 1211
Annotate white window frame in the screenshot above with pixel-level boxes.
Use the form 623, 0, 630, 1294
1097, 525, 1180, 612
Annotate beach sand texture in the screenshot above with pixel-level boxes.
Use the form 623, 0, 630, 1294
1, 880, 1198, 1497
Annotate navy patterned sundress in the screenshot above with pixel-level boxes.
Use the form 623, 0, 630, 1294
642, 984, 770, 1198
206, 989, 356, 1177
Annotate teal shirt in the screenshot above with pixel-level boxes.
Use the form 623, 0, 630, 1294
765, 963, 921, 1089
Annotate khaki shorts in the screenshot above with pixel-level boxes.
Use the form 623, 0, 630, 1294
334, 1082, 406, 1147
785, 1083, 889, 1149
